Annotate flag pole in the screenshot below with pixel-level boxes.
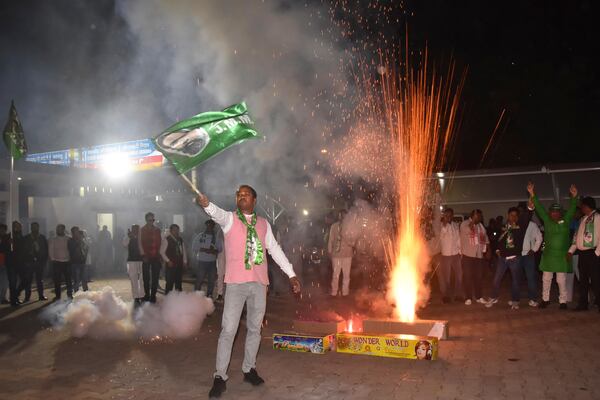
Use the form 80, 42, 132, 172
179, 172, 202, 196
8, 155, 13, 226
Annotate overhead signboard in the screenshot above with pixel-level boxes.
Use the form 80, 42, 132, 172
25, 139, 165, 171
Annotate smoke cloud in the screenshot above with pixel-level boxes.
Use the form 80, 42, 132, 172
40, 287, 214, 340
135, 290, 215, 340
115, 0, 345, 205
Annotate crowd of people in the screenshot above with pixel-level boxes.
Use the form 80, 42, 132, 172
436, 182, 599, 311
0, 222, 92, 305
0, 211, 231, 307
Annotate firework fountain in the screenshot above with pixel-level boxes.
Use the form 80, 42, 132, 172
380, 48, 465, 322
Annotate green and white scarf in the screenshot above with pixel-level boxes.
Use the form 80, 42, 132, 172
236, 209, 264, 270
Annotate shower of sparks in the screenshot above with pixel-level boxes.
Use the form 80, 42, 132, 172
378, 48, 465, 322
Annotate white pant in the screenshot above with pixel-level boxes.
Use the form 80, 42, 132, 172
542, 271, 568, 303
126, 261, 144, 299
215, 282, 266, 380
331, 257, 352, 296
216, 251, 226, 296
565, 255, 580, 302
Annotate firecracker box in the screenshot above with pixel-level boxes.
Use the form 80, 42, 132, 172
292, 319, 346, 335
362, 319, 449, 340
273, 333, 335, 354
336, 332, 439, 360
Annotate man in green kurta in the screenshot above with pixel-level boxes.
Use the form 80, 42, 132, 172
528, 182, 578, 309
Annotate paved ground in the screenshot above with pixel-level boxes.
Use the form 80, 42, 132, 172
1, 274, 600, 400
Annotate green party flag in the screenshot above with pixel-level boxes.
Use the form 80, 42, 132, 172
3, 101, 28, 160
152, 102, 261, 174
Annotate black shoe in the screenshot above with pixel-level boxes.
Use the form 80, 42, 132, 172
23, 296, 31, 303
243, 368, 265, 386
10, 302, 20, 307
39, 296, 48, 301
143, 296, 150, 302
559, 303, 568, 310
539, 300, 549, 309
150, 296, 157, 304
208, 376, 226, 398
442, 296, 451, 304
53, 297, 61, 302
574, 304, 589, 312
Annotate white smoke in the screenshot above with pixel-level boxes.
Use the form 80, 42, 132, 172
342, 199, 392, 262
40, 287, 214, 340
135, 290, 215, 339
116, 0, 345, 205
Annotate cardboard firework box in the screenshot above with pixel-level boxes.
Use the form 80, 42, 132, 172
273, 333, 335, 354
336, 332, 439, 360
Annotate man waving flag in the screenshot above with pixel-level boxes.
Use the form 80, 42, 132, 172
152, 102, 260, 175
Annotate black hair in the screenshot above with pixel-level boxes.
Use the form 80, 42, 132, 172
237, 185, 257, 199
145, 212, 155, 220
508, 207, 519, 214
170, 224, 180, 231
581, 196, 597, 211
444, 207, 454, 214
0, 223, 7, 230
71, 226, 79, 233
31, 222, 39, 228
470, 209, 482, 217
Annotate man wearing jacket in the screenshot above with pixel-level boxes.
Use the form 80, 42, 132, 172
487, 207, 529, 310
21, 222, 49, 301
460, 210, 490, 305
68, 227, 89, 292
139, 212, 162, 303
521, 213, 543, 307
569, 196, 600, 311
160, 224, 188, 294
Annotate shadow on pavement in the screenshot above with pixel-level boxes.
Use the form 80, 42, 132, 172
0, 301, 54, 356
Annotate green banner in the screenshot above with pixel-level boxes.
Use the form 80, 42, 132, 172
152, 102, 261, 174
3, 101, 28, 160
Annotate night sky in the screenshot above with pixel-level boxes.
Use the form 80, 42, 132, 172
1, 0, 598, 171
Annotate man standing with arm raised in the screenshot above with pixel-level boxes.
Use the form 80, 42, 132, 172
197, 185, 301, 399
528, 182, 578, 309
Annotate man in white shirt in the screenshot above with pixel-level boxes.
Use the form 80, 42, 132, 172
438, 208, 462, 303
521, 213, 543, 307
569, 196, 600, 311
197, 185, 300, 399
459, 209, 490, 305
48, 224, 72, 300
327, 210, 355, 297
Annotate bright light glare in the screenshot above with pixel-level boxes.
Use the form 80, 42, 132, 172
102, 152, 132, 180
302, 209, 309, 216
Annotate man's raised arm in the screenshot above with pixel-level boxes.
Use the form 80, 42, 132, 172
197, 194, 233, 233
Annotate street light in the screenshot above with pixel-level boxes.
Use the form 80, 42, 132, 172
102, 152, 132, 180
